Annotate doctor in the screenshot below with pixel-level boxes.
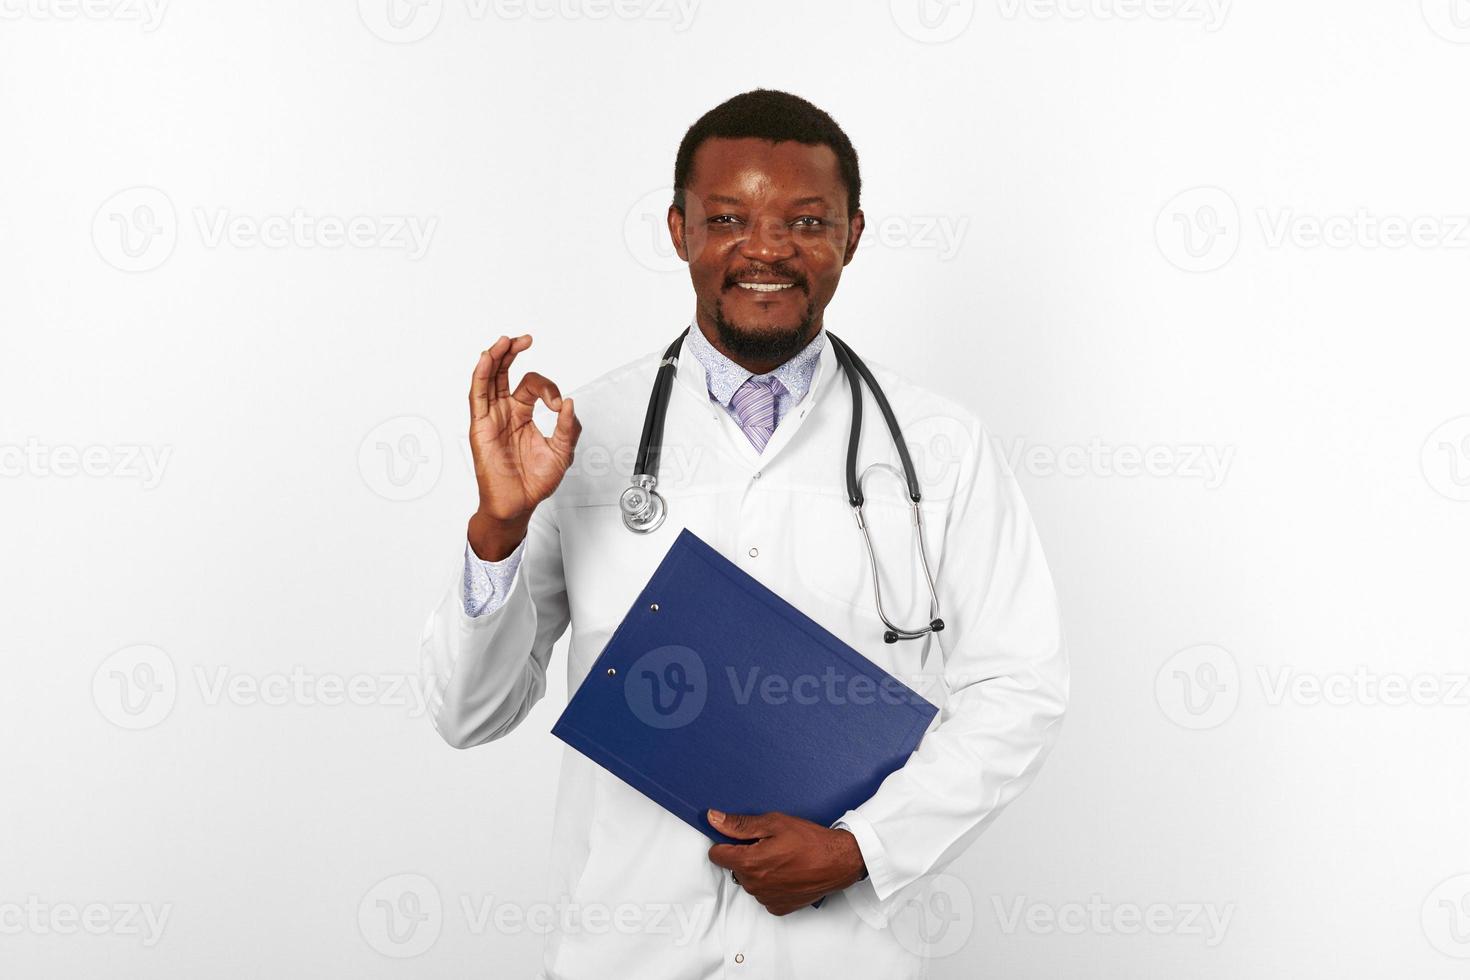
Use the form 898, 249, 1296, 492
420, 89, 1068, 978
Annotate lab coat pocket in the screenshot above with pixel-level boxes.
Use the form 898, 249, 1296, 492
557, 494, 727, 683
558, 496, 725, 623
786, 489, 946, 687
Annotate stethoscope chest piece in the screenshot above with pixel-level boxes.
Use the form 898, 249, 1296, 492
620, 475, 666, 534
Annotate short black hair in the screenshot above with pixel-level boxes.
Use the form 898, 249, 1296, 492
672, 88, 861, 218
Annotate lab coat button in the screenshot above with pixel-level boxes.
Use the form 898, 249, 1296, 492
748, 547, 758, 557
734, 953, 745, 964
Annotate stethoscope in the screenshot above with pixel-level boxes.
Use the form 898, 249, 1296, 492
618, 326, 945, 644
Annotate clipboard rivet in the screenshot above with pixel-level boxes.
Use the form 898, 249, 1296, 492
649, 603, 659, 612
606, 667, 617, 677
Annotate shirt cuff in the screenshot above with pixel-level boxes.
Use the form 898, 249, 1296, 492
831, 820, 869, 881
460, 537, 527, 618
830, 809, 903, 928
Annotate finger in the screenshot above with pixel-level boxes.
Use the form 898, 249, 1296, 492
549, 397, 580, 458
511, 370, 562, 412
481, 334, 511, 404
468, 348, 493, 421
494, 334, 533, 400
706, 844, 747, 872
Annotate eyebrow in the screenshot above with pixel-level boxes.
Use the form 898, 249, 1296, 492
703, 194, 833, 208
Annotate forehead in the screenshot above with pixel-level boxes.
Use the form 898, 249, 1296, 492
687, 137, 843, 203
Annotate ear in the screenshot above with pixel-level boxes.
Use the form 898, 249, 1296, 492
667, 204, 689, 262
842, 209, 865, 265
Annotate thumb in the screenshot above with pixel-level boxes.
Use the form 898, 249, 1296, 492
708, 809, 775, 841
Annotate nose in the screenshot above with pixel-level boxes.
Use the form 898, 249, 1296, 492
738, 214, 795, 263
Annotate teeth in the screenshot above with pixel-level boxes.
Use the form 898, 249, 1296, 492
737, 283, 793, 292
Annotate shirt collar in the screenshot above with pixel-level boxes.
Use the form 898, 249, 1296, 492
681, 317, 827, 409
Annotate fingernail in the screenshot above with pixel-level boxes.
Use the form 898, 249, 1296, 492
708, 809, 725, 822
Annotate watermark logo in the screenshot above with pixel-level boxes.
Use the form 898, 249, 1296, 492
93, 188, 438, 271
359, 874, 442, 958
93, 186, 177, 273
1155, 186, 1240, 273
1422, 873, 1470, 958
906, 412, 976, 502
92, 645, 178, 731
890, 0, 975, 43
624, 187, 682, 273
1421, 416, 1470, 502
1158, 651, 1469, 725
624, 644, 707, 729
358, 0, 444, 42
1158, 186, 1470, 270
1155, 643, 1239, 730
360, 416, 442, 502
1422, 0, 1470, 43
889, 873, 976, 958
94, 655, 436, 727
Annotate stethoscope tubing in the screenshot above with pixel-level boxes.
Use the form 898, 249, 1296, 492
623, 327, 944, 643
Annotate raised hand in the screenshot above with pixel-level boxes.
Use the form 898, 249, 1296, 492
466, 334, 581, 560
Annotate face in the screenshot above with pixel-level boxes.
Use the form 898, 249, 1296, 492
668, 137, 864, 368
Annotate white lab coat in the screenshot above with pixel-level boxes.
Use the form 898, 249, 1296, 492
420, 331, 1069, 979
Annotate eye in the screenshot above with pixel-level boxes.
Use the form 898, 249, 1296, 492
793, 216, 826, 228
708, 215, 742, 225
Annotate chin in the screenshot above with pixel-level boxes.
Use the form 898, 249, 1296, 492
711, 298, 816, 363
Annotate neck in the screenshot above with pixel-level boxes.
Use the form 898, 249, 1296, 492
694, 312, 822, 376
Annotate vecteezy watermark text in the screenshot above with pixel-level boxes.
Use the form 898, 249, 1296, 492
0, 0, 168, 29
995, 0, 1230, 31
93, 187, 438, 272
358, 873, 712, 958
0, 898, 173, 947
1001, 437, 1235, 488
0, 439, 171, 489
93, 645, 437, 731
993, 895, 1235, 946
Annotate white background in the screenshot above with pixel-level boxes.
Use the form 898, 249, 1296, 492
3, 1, 1469, 976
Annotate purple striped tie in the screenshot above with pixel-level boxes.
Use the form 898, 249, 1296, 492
729, 375, 785, 452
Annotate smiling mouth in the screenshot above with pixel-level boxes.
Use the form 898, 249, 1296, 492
735, 282, 796, 293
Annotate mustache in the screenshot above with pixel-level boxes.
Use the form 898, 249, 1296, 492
724, 266, 807, 290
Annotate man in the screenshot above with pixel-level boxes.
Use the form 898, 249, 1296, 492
420, 89, 1068, 977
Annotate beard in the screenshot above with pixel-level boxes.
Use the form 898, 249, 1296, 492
711, 295, 819, 364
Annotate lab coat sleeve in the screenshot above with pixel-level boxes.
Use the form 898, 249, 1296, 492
833, 423, 1068, 920
420, 502, 571, 750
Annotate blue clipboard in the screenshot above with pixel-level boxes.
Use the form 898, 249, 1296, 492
551, 528, 938, 894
